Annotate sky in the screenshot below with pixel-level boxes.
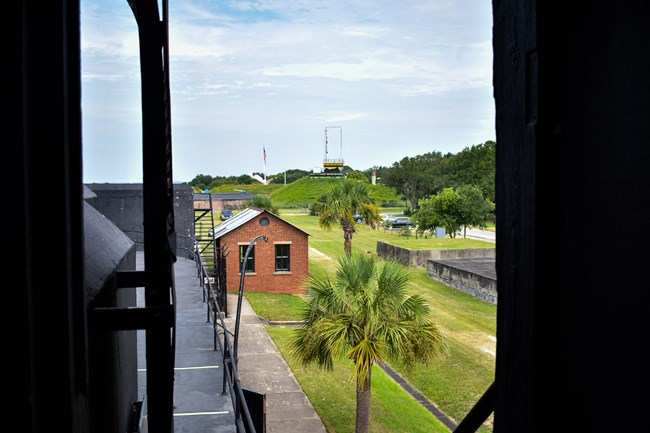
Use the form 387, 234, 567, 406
80, 0, 495, 184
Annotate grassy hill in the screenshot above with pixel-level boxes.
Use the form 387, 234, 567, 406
196, 176, 405, 208
269, 176, 404, 208
199, 183, 283, 195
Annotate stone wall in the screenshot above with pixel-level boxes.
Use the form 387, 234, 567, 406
376, 241, 495, 267
427, 258, 497, 304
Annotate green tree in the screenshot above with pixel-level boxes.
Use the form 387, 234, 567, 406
318, 179, 381, 256
268, 168, 310, 184
412, 197, 444, 237
443, 140, 496, 202
189, 173, 215, 191
290, 254, 446, 433
346, 170, 370, 182
413, 188, 463, 238
244, 195, 279, 214
382, 152, 449, 212
456, 185, 495, 237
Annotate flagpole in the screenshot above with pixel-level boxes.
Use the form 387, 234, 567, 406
263, 146, 267, 184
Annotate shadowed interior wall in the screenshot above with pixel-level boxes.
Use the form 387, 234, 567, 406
493, 2, 649, 432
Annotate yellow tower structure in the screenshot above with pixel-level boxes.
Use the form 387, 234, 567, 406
322, 126, 345, 175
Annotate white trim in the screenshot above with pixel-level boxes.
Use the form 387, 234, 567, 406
273, 241, 292, 244
237, 272, 257, 276
174, 366, 220, 370
173, 411, 229, 417
138, 365, 220, 372
273, 271, 292, 275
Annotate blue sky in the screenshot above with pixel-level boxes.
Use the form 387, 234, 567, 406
81, 0, 494, 183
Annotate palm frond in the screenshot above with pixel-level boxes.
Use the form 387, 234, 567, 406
373, 260, 410, 311
290, 316, 356, 369
347, 336, 386, 388
291, 251, 448, 392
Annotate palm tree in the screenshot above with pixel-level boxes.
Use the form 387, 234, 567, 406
290, 254, 447, 433
318, 179, 381, 257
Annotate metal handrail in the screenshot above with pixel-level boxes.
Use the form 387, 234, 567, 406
453, 382, 494, 432
189, 244, 257, 433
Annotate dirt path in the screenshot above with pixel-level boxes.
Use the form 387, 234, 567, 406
309, 246, 333, 260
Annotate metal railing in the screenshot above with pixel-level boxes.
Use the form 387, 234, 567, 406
186, 244, 257, 433
452, 382, 494, 432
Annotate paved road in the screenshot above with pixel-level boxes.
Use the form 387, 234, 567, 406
464, 228, 496, 242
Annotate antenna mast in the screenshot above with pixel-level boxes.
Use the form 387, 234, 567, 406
323, 126, 344, 176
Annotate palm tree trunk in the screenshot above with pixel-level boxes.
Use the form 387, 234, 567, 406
342, 221, 355, 257
355, 367, 371, 433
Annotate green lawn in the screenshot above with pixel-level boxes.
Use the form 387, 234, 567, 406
382, 236, 494, 250
268, 327, 452, 433
279, 211, 494, 257
248, 211, 496, 432
244, 291, 306, 321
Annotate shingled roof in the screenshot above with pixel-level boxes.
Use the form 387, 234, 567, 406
210, 207, 311, 239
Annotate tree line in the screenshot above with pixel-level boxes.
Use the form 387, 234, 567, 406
365, 140, 495, 210
188, 140, 495, 205
189, 169, 311, 191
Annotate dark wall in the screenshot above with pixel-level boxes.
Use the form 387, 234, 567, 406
84, 202, 138, 433
12, 1, 89, 431
493, 2, 650, 432
86, 183, 194, 255
173, 185, 196, 258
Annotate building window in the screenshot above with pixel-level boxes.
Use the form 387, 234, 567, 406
275, 244, 290, 272
239, 245, 255, 273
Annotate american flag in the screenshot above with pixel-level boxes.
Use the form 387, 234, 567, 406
263, 146, 267, 166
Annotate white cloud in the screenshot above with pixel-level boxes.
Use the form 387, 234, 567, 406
325, 112, 369, 122
80, 0, 496, 182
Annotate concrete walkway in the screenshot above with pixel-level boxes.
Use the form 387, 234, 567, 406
224, 293, 327, 433
136, 251, 326, 433
137, 252, 237, 433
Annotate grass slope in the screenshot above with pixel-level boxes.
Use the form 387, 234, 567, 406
204, 183, 283, 195
270, 177, 404, 207
198, 176, 404, 208
268, 328, 451, 433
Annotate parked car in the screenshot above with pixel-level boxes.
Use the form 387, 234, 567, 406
220, 209, 233, 220
390, 217, 413, 228
354, 214, 364, 223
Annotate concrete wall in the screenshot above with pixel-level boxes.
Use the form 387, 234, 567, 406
376, 241, 495, 267
84, 201, 138, 433
427, 259, 497, 304
86, 183, 194, 254
194, 193, 256, 212
195, 197, 250, 212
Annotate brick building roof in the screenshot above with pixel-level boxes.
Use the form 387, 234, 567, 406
211, 207, 311, 240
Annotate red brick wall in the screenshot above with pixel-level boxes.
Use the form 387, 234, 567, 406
221, 212, 309, 294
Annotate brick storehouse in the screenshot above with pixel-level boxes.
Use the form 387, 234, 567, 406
212, 207, 311, 294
